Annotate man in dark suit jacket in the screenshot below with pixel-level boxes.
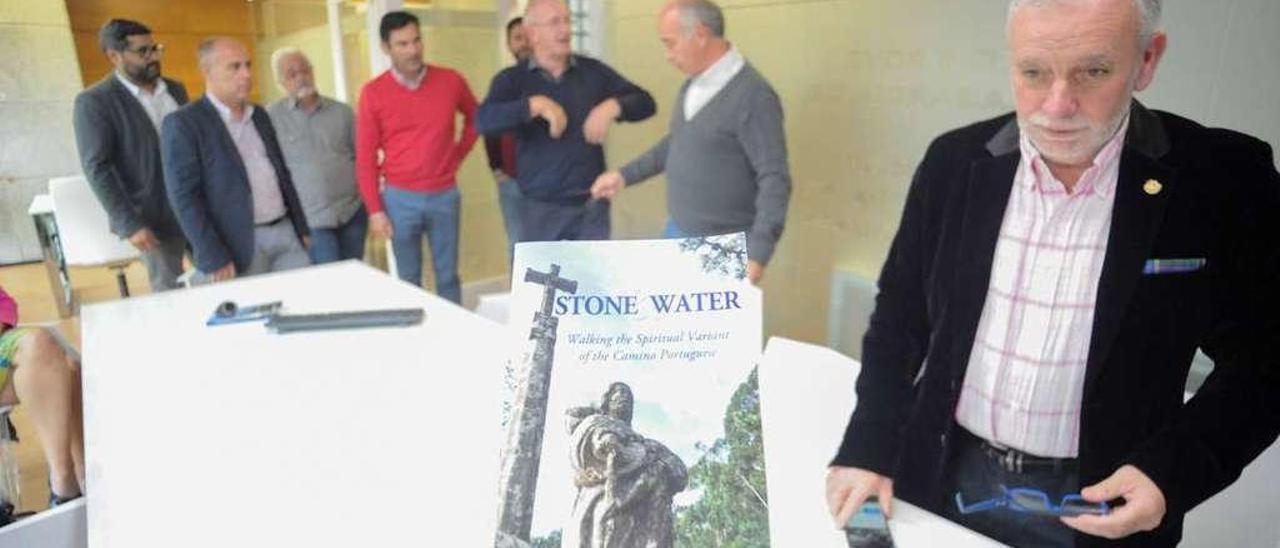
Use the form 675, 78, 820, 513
162, 37, 309, 283
827, 1, 1280, 547
73, 19, 189, 291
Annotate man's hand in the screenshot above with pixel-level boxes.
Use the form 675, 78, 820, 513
494, 169, 511, 184
370, 212, 394, 239
590, 171, 625, 200
584, 98, 621, 145
302, 236, 312, 250
127, 227, 160, 252
211, 261, 237, 282
826, 466, 894, 529
529, 95, 568, 139
748, 260, 764, 284
1062, 464, 1166, 539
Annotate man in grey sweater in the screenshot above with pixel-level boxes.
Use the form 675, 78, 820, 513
591, 0, 791, 284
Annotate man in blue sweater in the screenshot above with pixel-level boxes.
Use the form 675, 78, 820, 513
477, 0, 656, 243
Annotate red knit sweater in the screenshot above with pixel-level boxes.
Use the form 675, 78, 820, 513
356, 66, 478, 214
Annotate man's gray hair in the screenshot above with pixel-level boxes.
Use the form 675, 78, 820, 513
270, 46, 307, 83
1008, 0, 1162, 45
672, 0, 725, 38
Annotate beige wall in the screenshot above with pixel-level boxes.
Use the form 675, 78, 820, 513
605, 0, 1012, 344
0, 1, 83, 264
67, 0, 258, 102
604, 0, 1280, 345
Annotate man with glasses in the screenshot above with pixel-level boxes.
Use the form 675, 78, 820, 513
73, 19, 189, 291
826, 1, 1280, 546
477, 0, 655, 243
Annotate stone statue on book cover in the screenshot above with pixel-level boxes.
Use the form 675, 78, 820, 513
564, 382, 688, 548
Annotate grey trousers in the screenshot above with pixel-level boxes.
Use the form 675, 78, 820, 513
140, 234, 187, 292
190, 222, 311, 285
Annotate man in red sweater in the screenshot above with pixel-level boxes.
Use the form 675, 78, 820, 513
357, 11, 478, 304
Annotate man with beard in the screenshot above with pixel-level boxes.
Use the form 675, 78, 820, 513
266, 48, 365, 264
484, 17, 533, 261
357, 11, 478, 304
73, 19, 190, 291
825, 1, 1280, 546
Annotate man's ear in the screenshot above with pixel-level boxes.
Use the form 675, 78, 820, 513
1134, 31, 1167, 92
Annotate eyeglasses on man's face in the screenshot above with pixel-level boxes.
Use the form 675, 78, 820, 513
126, 43, 165, 58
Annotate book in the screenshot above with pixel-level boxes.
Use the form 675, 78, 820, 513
494, 233, 768, 548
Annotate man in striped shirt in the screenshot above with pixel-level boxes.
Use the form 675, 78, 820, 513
826, 1, 1280, 547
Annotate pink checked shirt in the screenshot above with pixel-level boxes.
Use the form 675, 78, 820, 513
954, 117, 1130, 458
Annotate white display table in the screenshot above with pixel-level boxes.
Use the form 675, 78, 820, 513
81, 261, 505, 547
758, 337, 1005, 547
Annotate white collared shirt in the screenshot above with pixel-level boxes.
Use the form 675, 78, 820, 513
207, 93, 287, 224
392, 65, 428, 91
954, 116, 1131, 458
683, 46, 745, 120
115, 72, 180, 133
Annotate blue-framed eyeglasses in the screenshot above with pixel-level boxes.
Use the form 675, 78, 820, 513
955, 485, 1110, 517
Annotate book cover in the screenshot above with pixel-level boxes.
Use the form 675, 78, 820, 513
494, 234, 768, 548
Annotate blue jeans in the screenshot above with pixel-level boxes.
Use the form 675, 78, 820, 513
943, 428, 1078, 548
498, 178, 523, 260
308, 205, 368, 265
518, 197, 610, 242
382, 186, 461, 304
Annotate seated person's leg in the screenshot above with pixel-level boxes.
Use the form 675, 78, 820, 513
0, 326, 85, 503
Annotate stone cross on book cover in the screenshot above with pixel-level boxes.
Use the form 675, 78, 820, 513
494, 233, 769, 548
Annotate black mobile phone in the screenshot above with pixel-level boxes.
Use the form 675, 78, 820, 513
845, 495, 895, 548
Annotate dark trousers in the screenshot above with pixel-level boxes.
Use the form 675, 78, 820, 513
308, 205, 368, 265
517, 196, 610, 243
943, 428, 1079, 548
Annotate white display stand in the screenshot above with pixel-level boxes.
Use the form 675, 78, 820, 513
0, 499, 87, 548
758, 337, 1005, 547
472, 292, 509, 325
81, 261, 505, 547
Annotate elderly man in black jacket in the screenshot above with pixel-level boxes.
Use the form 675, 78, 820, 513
73, 19, 189, 291
826, 1, 1280, 547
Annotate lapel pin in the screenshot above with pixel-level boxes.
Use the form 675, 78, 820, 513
1143, 179, 1162, 195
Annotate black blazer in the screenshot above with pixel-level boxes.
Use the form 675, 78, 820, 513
161, 96, 309, 273
72, 74, 189, 239
834, 102, 1280, 547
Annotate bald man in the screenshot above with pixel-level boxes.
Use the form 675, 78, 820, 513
162, 37, 311, 284
477, 0, 655, 243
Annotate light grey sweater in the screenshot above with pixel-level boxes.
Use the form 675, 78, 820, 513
619, 63, 791, 264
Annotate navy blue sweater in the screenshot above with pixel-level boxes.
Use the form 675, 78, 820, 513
476, 55, 655, 202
